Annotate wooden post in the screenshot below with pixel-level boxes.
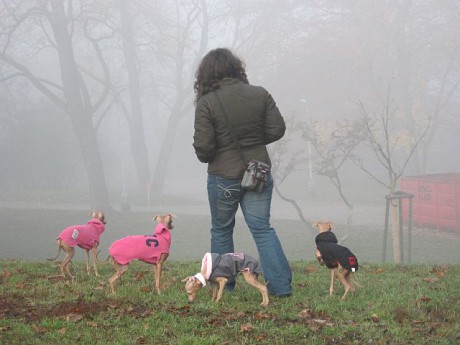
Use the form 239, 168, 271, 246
383, 191, 414, 263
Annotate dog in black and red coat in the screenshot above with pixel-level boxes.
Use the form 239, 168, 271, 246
314, 221, 358, 300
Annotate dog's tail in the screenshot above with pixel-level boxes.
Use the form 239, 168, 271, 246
95, 250, 110, 263
47, 245, 62, 261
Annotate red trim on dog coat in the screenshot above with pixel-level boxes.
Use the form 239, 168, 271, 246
57, 218, 105, 250
108, 223, 171, 265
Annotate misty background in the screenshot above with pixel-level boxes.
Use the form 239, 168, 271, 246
1, 1, 459, 264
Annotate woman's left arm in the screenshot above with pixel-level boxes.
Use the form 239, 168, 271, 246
264, 93, 286, 144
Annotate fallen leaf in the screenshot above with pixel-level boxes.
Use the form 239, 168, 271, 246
313, 319, 327, 324
140, 286, 152, 292
2, 270, 12, 279
57, 328, 67, 334
86, 321, 98, 327
31, 325, 47, 334
308, 323, 322, 332
254, 312, 272, 320
66, 313, 83, 322
298, 309, 312, 318
371, 314, 380, 322
305, 265, 317, 274
435, 271, 445, 279
240, 323, 254, 332
0, 326, 10, 332
423, 277, 439, 283
140, 310, 153, 317
134, 272, 146, 281
432, 265, 447, 274
255, 335, 267, 341
95, 283, 105, 290
419, 296, 431, 302
136, 337, 147, 344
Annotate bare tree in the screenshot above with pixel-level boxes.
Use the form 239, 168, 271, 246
0, 0, 112, 208
269, 115, 315, 232
303, 117, 366, 226
352, 86, 431, 262
146, 0, 210, 194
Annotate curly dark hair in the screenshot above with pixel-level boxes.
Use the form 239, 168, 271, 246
193, 48, 249, 104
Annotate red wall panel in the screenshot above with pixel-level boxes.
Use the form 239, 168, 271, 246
400, 173, 460, 232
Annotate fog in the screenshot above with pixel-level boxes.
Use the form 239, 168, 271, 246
1, 1, 460, 263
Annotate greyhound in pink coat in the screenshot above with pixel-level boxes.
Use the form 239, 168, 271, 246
104, 213, 174, 294
48, 211, 106, 279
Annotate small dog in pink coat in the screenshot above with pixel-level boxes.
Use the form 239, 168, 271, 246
105, 213, 174, 294
48, 211, 106, 279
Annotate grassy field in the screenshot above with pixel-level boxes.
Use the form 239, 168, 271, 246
1, 259, 459, 344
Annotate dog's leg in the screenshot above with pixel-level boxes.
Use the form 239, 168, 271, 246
337, 268, 352, 300
61, 245, 75, 279
84, 249, 91, 275
213, 277, 228, 303
211, 282, 219, 301
91, 243, 99, 276
154, 262, 163, 294
242, 271, 269, 306
329, 269, 335, 296
109, 261, 129, 294
345, 271, 356, 295
154, 253, 169, 295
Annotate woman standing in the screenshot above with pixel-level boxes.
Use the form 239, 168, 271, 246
192, 48, 292, 297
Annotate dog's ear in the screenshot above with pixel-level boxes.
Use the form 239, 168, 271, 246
98, 212, 106, 224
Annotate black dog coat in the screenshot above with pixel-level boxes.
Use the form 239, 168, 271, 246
315, 231, 358, 271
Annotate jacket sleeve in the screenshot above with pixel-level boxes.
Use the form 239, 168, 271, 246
263, 93, 286, 144
193, 99, 216, 163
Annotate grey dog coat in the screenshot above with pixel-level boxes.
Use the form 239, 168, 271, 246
315, 231, 358, 271
200, 253, 262, 281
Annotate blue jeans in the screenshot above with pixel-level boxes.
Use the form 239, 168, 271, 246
207, 173, 292, 296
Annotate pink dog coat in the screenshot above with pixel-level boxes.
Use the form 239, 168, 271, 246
57, 218, 105, 250
109, 223, 172, 265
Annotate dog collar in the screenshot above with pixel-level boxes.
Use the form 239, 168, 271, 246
194, 273, 206, 287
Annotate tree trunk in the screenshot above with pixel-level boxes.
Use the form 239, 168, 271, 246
391, 202, 401, 263
151, 107, 183, 194
49, 0, 110, 209
117, 0, 151, 193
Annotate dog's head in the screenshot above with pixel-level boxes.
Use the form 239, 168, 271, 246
90, 211, 106, 224
181, 274, 205, 303
153, 213, 175, 229
314, 221, 333, 233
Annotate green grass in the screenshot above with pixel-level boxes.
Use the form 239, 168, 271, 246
1, 260, 459, 345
